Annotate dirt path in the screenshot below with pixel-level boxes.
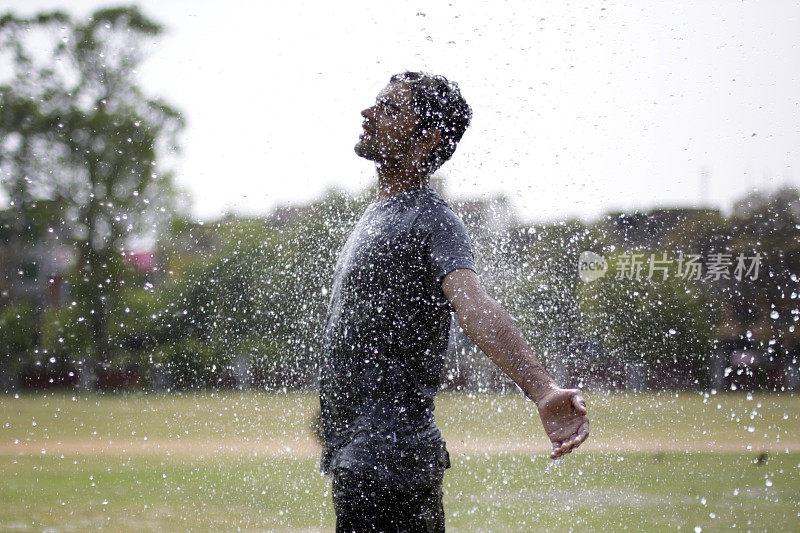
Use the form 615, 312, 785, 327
2, 437, 798, 457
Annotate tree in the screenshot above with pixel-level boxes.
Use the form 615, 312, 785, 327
722, 187, 800, 387
577, 250, 721, 389
115, 188, 366, 390
492, 220, 610, 388
0, 7, 183, 380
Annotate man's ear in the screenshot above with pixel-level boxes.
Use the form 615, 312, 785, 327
421, 127, 442, 152
411, 127, 442, 167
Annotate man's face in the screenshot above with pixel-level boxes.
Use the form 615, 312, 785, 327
355, 82, 420, 164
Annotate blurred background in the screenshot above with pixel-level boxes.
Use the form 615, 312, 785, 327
1, 1, 798, 394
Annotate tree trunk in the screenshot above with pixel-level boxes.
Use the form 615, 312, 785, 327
76, 238, 110, 390
83, 194, 111, 367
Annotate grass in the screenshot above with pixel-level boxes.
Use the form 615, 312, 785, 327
2, 451, 798, 531
1, 390, 799, 531
436, 390, 800, 451
3, 389, 799, 448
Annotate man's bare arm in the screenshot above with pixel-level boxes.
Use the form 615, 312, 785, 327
442, 268, 589, 458
441, 268, 557, 402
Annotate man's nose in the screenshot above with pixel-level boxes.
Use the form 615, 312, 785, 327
361, 107, 374, 119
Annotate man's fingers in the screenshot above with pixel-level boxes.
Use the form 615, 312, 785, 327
551, 440, 565, 456
551, 442, 567, 459
565, 421, 590, 452
577, 419, 590, 442
551, 420, 590, 459
552, 445, 573, 459
550, 441, 562, 459
570, 421, 590, 445
561, 437, 578, 454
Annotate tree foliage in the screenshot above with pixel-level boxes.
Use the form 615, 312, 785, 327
577, 251, 722, 387
0, 7, 183, 368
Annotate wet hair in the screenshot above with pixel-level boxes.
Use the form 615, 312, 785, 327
389, 71, 472, 174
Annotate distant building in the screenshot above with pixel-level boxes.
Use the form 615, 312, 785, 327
125, 251, 156, 273
266, 204, 319, 228
0, 203, 74, 309
604, 207, 721, 249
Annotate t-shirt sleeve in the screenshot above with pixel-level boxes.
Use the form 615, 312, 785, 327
421, 203, 477, 288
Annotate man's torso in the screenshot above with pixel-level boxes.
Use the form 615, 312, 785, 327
318, 187, 469, 484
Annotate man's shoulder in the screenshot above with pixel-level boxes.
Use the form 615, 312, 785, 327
418, 187, 450, 208
414, 188, 468, 231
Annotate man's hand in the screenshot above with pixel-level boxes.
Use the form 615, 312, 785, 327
536, 388, 589, 459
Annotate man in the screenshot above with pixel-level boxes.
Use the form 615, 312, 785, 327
319, 71, 589, 532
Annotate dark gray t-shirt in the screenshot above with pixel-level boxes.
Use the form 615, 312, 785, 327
318, 186, 475, 488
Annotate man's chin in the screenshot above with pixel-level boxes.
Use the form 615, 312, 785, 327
354, 142, 376, 161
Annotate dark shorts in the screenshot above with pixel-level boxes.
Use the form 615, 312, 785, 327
332, 465, 445, 532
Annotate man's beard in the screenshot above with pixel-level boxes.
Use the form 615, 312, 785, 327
354, 139, 391, 165
354, 139, 375, 161
355, 137, 415, 170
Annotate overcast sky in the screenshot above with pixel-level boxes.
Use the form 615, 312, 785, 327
3, 0, 799, 224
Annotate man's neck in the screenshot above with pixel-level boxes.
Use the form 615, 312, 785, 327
375, 161, 430, 201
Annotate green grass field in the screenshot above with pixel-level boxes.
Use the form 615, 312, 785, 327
2, 390, 799, 531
